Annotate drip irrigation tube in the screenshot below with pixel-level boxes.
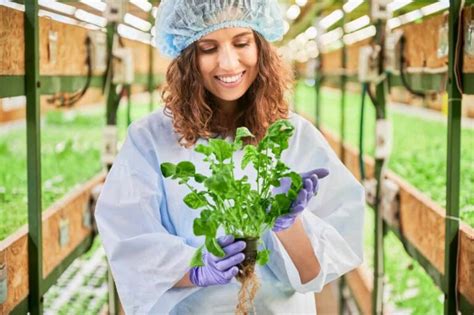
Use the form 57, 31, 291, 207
399, 36, 427, 98
359, 83, 367, 181
47, 37, 93, 107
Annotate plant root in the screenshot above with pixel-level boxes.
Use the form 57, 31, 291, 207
235, 263, 260, 315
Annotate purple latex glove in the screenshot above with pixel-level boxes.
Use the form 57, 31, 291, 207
272, 168, 329, 232
189, 235, 246, 287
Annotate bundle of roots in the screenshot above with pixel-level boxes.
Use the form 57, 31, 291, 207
234, 237, 260, 315
236, 263, 260, 315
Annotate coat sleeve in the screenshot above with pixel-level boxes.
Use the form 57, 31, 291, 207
94, 123, 198, 314
263, 118, 365, 293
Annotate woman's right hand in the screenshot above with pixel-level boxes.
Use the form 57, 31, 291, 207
189, 235, 246, 287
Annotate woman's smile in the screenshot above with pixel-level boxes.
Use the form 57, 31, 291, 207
215, 71, 246, 88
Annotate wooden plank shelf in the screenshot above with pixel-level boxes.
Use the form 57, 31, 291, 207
0, 172, 105, 314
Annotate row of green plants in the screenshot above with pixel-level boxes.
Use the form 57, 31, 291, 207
294, 81, 473, 314
0, 103, 151, 241
295, 81, 474, 226
44, 238, 108, 315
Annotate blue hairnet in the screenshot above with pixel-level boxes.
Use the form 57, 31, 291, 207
155, 0, 285, 58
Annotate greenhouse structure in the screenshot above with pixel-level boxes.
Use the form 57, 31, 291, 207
0, 0, 473, 314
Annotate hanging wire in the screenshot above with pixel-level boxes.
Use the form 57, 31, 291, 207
359, 83, 367, 181
47, 36, 93, 107
399, 35, 427, 98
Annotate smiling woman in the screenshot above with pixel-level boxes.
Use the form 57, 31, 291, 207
94, 1, 365, 314
162, 27, 292, 147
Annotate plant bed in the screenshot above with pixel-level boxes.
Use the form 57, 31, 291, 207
0, 172, 104, 313
0, 103, 152, 312
317, 122, 474, 311
295, 82, 474, 227
0, 103, 152, 240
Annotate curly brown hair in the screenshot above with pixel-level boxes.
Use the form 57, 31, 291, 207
162, 31, 293, 148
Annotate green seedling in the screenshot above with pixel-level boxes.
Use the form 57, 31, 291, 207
160, 120, 302, 267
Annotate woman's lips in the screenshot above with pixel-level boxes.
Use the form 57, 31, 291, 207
215, 71, 246, 88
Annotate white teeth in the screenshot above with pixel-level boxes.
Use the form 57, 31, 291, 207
217, 72, 243, 83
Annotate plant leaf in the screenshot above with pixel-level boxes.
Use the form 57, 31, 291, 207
194, 173, 207, 183
175, 161, 196, 178
160, 162, 176, 178
235, 127, 254, 143
190, 245, 205, 267
256, 249, 270, 265
183, 192, 208, 209
193, 213, 216, 236
206, 236, 225, 257
241, 145, 257, 169
204, 174, 229, 194
195, 144, 213, 156
209, 139, 234, 162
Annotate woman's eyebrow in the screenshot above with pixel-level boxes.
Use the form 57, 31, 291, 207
198, 32, 253, 44
233, 31, 253, 38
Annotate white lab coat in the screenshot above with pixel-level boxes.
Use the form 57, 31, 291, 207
95, 109, 365, 315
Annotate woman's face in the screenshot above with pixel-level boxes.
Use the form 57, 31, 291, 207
197, 27, 259, 109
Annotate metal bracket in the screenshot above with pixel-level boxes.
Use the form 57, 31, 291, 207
105, 0, 128, 22
59, 218, 70, 248
364, 177, 400, 227
380, 178, 400, 228
371, 0, 392, 21
385, 29, 404, 72
112, 47, 135, 85
48, 30, 58, 65
437, 22, 449, 58
363, 178, 377, 208
102, 125, 118, 165
358, 45, 381, 83
375, 119, 392, 159
88, 31, 108, 73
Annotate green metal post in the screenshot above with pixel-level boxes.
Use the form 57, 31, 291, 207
104, 21, 122, 314
315, 55, 322, 129
444, 0, 463, 314
126, 84, 132, 126
338, 6, 349, 313
372, 14, 388, 315
148, 12, 155, 113
105, 23, 119, 126
24, 1, 43, 314
340, 12, 347, 163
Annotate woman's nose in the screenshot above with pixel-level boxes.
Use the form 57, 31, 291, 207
218, 45, 239, 71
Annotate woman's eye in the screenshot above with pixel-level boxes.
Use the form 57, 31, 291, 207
235, 43, 249, 48
200, 47, 217, 54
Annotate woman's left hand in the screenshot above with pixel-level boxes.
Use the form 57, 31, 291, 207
272, 168, 329, 232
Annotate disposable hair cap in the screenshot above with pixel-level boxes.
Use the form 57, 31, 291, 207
155, 0, 285, 58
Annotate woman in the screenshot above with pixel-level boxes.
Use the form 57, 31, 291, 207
95, 0, 365, 314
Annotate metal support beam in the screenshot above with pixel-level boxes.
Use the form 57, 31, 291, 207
104, 21, 122, 314
315, 55, 323, 129
444, 0, 463, 314
372, 17, 388, 315
126, 84, 132, 126
340, 10, 347, 164
105, 23, 119, 127
24, 1, 43, 314
148, 12, 155, 113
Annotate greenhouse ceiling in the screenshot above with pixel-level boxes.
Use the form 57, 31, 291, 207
1, 0, 459, 47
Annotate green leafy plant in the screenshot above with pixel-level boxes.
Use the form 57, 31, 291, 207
160, 120, 302, 267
